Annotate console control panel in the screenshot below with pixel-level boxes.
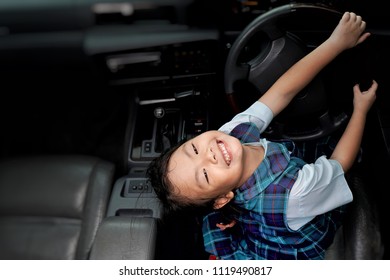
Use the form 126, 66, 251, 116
123, 178, 152, 196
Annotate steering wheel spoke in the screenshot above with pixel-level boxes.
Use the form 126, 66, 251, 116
224, 63, 250, 95
247, 35, 307, 94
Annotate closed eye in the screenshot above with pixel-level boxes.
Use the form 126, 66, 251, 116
203, 168, 209, 183
191, 143, 198, 154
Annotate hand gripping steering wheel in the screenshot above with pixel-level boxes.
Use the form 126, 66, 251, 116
224, 3, 348, 141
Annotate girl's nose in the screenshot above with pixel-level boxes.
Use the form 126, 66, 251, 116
208, 147, 217, 163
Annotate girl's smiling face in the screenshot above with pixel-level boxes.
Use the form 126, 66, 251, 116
166, 130, 248, 204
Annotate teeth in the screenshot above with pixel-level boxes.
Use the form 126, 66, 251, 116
217, 141, 231, 166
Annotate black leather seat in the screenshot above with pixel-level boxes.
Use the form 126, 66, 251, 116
0, 155, 115, 260
325, 170, 384, 259
89, 216, 157, 260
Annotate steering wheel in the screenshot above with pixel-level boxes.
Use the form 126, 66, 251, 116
225, 3, 348, 141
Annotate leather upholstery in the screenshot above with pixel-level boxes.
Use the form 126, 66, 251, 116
90, 216, 157, 260
0, 155, 115, 260
325, 171, 384, 259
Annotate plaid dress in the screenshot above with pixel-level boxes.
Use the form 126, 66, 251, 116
202, 122, 345, 259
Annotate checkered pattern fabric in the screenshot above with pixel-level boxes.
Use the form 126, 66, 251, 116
202, 122, 345, 259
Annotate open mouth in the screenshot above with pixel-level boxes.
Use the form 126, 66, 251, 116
217, 140, 231, 166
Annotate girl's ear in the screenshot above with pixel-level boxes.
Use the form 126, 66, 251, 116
213, 191, 235, 209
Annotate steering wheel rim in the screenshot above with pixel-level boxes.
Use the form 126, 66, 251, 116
224, 3, 347, 141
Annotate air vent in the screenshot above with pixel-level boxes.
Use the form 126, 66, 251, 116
92, 3, 134, 25
92, 2, 177, 25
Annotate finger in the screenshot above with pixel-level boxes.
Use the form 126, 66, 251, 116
356, 32, 370, 45
216, 223, 227, 230
368, 80, 379, 92
353, 84, 361, 94
341, 11, 350, 23
356, 15, 362, 24
349, 12, 357, 22
359, 20, 367, 36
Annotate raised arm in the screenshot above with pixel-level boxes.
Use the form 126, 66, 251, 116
259, 12, 371, 117
330, 80, 377, 172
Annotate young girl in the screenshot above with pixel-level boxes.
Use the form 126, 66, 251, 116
147, 12, 377, 259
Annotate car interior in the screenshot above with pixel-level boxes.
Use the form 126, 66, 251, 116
0, 0, 389, 260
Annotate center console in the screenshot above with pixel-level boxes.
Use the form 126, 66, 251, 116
101, 35, 221, 258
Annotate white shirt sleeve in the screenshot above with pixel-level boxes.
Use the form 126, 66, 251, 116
218, 101, 274, 134
287, 156, 353, 230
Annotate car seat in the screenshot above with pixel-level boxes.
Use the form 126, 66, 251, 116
0, 155, 114, 259
325, 169, 384, 259
89, 216, 157, 260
